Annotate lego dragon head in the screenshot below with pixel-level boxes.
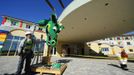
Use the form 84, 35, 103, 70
38, 14, 64, 47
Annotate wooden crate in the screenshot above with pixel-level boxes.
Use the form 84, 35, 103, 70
31, 64, 67, 75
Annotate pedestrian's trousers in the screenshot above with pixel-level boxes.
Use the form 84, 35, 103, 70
16, 52, 32, 74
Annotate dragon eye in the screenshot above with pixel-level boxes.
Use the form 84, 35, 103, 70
53, 26, 57, 31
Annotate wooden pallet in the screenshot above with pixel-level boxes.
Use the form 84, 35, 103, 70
31, 64, 67, 75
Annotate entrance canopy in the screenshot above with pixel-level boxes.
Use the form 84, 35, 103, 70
58, 0, 134, 42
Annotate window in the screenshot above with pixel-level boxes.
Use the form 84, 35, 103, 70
38, 28, 42, 31
6, 34, 13, 39
127, 42, 131, 45
2, 39, 12, 51
2, 35, 25, 53
129, 49, 133, 52
109, 38, 112, 40
12, 21, 17, 26
26, 25, 30, 29
117, 37, 120, 40
34, 39, 45, 52
101, 48, 109, 51
125, 37, 129, 40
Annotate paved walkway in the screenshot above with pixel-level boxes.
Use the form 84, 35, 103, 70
0, 56, 134, 75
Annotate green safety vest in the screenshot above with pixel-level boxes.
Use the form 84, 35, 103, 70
24, 39, 33, 50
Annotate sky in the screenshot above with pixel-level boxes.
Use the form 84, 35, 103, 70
0, 0, 72, 23
0, 0, 134, 35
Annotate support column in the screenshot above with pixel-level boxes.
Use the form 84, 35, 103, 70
56, 41, 63, 57
84, 42, 89, 55
43, 43, 49, 56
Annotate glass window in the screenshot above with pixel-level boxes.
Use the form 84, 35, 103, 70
117, 37, 120, 40
2, 36, 24, 53
129, 49, 133, 52
26, 25, 31, 29
34, 39, 45, 52
2, 39, 12, 51
39, 28, 42, 31
20, 37, 25, 40
101, 48, 109, 51
127, 42, 131, 45
125, 37, 129, 40
6, 34, 13, 40
10, 40, 18, 51
14, 36, 20, 40
12, 21, 17, 26
109, 38, 112, 40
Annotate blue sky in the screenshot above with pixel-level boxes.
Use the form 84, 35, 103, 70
0, 0, 134, 35
0, 0, 72, 23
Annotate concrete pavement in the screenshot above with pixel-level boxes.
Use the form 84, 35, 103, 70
0, 56, 134, 75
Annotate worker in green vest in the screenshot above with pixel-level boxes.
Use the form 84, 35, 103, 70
14, 31, 35, 75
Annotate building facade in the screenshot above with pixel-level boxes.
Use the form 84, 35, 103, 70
1, 16, 134, 57
0, 16, 49, 56
87, 35, 134, 56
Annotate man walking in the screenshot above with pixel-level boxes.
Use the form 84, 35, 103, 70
15, 31, 35, 75
117, 47, 128, 70
120, 48, 128, 70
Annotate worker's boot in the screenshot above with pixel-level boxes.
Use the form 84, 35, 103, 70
120, 64, 123, 69
123, 64, 128, 70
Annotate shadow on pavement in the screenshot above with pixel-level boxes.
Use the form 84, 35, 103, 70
108, 64, 134, 73
3, 73, 15, 75
108, 64, 121, 69
3, 72, 37, 75
57, 59, 72, 63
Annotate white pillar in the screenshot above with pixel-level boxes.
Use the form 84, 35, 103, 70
7, 36, 14, 56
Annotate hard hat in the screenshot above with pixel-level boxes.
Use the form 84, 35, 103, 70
25, 31, 32, 35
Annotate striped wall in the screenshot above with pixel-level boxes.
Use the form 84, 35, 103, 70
0, 30, 8, 51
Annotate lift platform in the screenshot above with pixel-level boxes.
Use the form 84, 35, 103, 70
31, 63, 67, 75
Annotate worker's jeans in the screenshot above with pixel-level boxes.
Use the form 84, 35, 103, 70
16, 52, 32, 74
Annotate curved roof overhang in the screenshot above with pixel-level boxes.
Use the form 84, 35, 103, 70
58, 0, 134, 43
